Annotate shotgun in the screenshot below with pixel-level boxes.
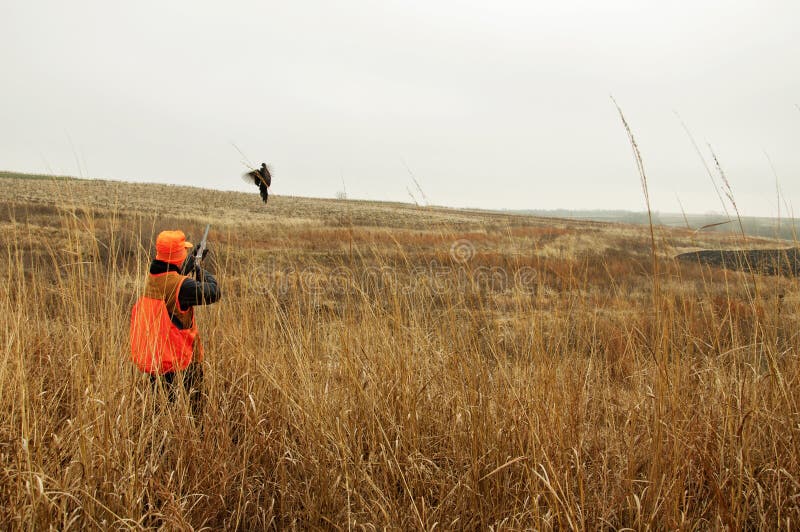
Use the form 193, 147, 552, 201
182, 224, 211, 275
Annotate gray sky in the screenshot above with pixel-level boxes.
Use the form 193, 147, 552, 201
2, 0, 798, 216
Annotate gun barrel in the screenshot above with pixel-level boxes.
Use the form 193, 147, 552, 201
196, 224, 211, 258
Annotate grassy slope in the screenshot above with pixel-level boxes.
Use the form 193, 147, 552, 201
0, 174, 799, 528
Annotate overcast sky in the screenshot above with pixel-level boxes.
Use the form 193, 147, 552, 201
2, 0, 798, 216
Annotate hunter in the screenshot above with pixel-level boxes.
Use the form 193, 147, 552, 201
130, 230, 221, 417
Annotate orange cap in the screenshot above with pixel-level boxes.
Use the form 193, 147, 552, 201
155, 230, 193, 265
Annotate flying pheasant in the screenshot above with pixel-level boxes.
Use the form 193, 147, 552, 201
243, 163, 272, 203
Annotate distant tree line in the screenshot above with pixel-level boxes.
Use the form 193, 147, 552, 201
515, 209, 800, 242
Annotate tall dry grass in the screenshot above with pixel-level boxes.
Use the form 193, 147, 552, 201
0, 178, 798, 529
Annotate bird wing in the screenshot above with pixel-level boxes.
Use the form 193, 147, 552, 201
242, 170, 261, 185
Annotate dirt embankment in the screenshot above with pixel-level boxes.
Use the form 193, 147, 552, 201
677, 248, 800, 276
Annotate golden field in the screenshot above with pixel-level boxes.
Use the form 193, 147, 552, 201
1, 173, 799, 529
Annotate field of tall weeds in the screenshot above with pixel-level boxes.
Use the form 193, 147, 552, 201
0, 176, 799, 529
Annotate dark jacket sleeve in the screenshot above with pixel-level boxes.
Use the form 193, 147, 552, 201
177, 269, 221, 309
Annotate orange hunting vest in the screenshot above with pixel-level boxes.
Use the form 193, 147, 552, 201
130, 271, 204, 375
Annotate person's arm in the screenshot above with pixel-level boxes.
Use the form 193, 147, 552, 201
177, 269, 221, 309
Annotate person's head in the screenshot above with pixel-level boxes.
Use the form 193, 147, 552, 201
155, 230, 193, 265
